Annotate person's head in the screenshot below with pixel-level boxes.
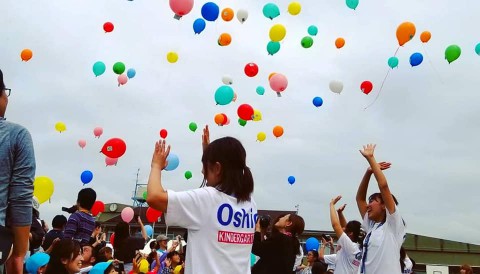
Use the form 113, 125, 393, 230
156, 235, 169, 249
460, 264, 473, 274
274, 213, 305, 236
90, 261, 119, 274
367, 193, 398, 222
306, 250, 319, 264
52, 215, 68, 230
344, 220, 362, 243
97, 246, 113, 262
311, 261, 327, 274
201, 137, 254, 202
93, 222, 102, 235
76, 188, 96, 211
0, 69, 9, 117
25, 252, 50, 274
81, 244, 96, 267
113, 222, 130, 249
167, 251, 181, 265
46, 239, 83, 274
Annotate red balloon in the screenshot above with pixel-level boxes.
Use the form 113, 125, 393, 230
101, 138, 127, 158
237, 104, 254, 121
146, 207, 163, 223
160, 129, 168, 139
244, 63, 259, 77
360, 81, 373, 94
91, 201, 105, 217
103, 22, 114, 33
110, 233, 115, 245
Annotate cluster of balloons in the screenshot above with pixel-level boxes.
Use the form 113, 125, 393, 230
92, 61, 136, 86
256, 125, 284, 142
20, 49, 33, 62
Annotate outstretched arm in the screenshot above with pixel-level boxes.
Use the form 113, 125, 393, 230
360, 144, 395, 214
147, 140, 171, 213
330, 196, 345, 239
356, 169, 372, 218
337, 203, 347, 228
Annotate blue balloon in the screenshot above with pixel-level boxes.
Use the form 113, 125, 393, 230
256, 86, 265, 95
250, 253, 256, 267
214, 85, 234, 105
81, 170, 93, 184
312, 97, 323, 107
193, 18, 206, 34
288, 176, 296, 185
409, 52, 423, 67
201, 2, 219, 22
475, 43, 480, 55
26, 253, 50, 274
165, 153, 180, 171
127, 68, 136, 79
305, 237, 320, 252
144, 225, 153, 237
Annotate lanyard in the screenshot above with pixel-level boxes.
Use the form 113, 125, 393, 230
360, 221, 385, 274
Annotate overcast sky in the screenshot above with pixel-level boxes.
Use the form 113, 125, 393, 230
2, 0, 480, 244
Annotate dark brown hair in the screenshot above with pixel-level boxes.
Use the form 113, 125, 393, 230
45, 239, 82, 274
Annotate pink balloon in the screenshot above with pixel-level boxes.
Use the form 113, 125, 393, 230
78, 139, 86, 149
105, 157, 118, 166
269, 73, 288, 94
118, 74, 128, 86
121, 207, 134, 223
93, 127, 103, 138
169, 0, 194, 18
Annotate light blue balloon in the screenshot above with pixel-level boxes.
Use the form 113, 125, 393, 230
127, 68, 136, 79
346, 0, 359, 10
263, 3, 280, 19
193, 18, 206, 34
475, 43, 480, 55
409, 52, 423, 67
165, 153, 180, 171
144, 225, 153, 237
256, 86, 265, 95
305, 237, 320, 251
201, 2, 219, 21
308, 25, 318, 36
92, 61, 106, 77
214, 85, 234, 105
387, 57, 399, 69
81, 170, 93, 184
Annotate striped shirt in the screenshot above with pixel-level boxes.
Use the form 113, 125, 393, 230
63, 211, 95, 245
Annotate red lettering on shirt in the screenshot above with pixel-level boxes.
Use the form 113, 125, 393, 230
217, 230, 254, 244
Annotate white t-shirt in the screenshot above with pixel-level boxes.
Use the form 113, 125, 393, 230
360, 206, 406, 274
323, 233, 361, 274
166, 187, 257, 274
403, 256, 413, 274
324, 254, 336, 271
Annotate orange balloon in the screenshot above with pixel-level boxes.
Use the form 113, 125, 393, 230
420, 31, 431, 43
20, 49, 33, 62
273, 125, 284, 138
214, 113, 226, 125
335, 38, 345, 49
268, 72, 277, 80
221, 8, 234, 22
218, 33, 232, 46
396, 22, 416, 46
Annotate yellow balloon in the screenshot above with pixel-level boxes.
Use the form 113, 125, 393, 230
55, 122, 66, 133
269, 24, 287, 42
257, 132, 266, 142
288, 2, 301, 15
167, 52, 179, 63
33, 176, 54, 204
253, 109, 262, 121
138, 259, 149, 273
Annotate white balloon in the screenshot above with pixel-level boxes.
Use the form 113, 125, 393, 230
329, 80, 344, 94
237, 9, 248, 23
222, 75, 233, 85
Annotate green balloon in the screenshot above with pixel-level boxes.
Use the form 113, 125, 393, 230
93, 61, 106, 77
445, 45, 461, 63
307, 25, 318, 36
185, 171, 192, 180
256, 86, 265, 95
267, 41, 281, 55
387, 57, 399, 69
189, 122, 198, 132
238, 119, 247, 127
346, 0, 359, 10
214, 85, 235, 105
301, 36, 314, 48
142, 191, 147, 200
113, 62, 126, 75
263, 3, 280, 19
476, 43, 480, 56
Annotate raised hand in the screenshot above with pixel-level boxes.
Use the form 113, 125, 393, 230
202, 125, 210, 152
359, 144, 376, 159
337, 203, 347, 213
151, 139, 171, 169
330, 195, 342, 206
367, 161, 391, 172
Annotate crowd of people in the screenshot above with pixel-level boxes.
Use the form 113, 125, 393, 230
0, 67, 476, 274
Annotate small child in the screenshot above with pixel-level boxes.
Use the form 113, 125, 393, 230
25, 252, 50, 274
63, 188, 96, 246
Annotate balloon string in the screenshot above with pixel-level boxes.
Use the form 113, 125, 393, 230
364, 68, 391, 110
422, 44, 444, 84
393, 46, 400, 57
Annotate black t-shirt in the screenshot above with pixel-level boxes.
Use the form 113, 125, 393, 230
42, 229, 64, 250
251, 232, 298, 274
114, 236, 145, 263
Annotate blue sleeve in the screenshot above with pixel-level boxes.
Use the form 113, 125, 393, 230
8, 128, 35, 226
